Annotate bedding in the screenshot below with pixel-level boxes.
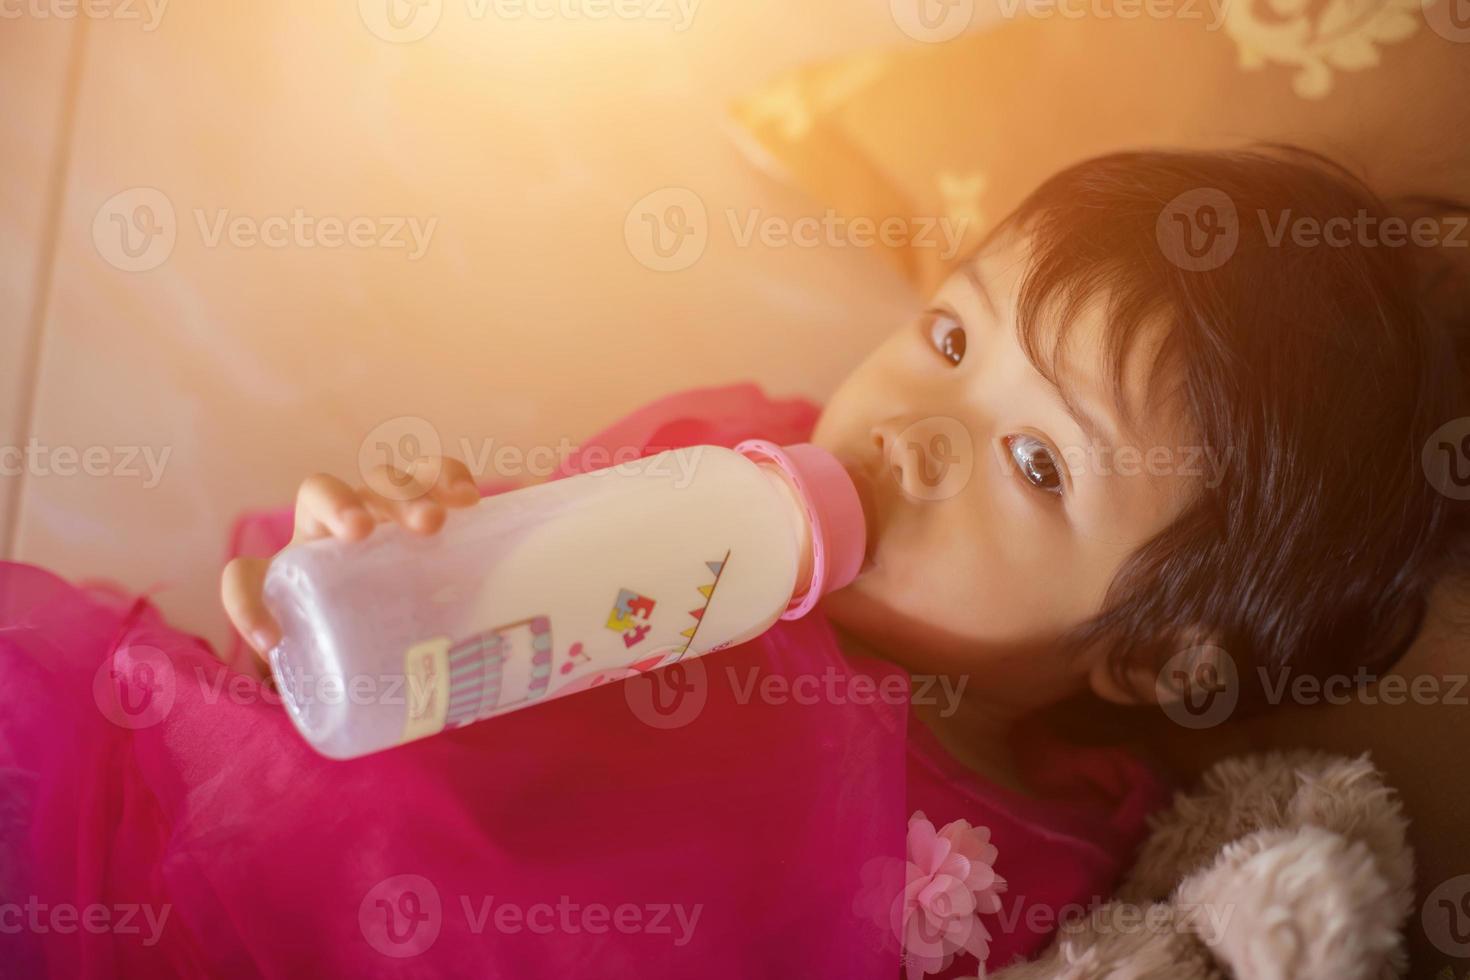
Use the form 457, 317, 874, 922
730, 0, 1470, 293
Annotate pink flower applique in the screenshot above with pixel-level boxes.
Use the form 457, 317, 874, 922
894, 811, 1007, 979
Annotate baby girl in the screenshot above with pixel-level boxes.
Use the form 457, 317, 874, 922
5, 146, 1461, 979
209, 146, 1467, 975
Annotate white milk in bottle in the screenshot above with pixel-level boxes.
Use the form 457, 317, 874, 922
263, 440, 867, 759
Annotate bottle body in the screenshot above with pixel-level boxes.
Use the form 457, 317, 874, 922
265, 445, 815, 759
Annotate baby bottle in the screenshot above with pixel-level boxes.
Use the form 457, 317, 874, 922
262, 440, 867, 759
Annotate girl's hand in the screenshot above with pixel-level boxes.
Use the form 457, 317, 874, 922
220, 456, 480, 666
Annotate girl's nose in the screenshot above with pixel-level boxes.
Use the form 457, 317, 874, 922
870, 419, 908, 488
871, 416, 975, 502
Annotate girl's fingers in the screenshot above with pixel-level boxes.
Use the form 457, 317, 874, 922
426, 456, 480, 508
355, 456, 478, 532
222, 458, 478, 670
294, 472, 374, 542
220, 556, 279, 661
240, 458, 478, 666
362, 455, 478, 507
356, 463, 448, 534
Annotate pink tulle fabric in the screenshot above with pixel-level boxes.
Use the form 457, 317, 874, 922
0, 384, 1167, 979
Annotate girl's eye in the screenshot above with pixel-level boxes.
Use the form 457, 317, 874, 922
924, 310, 966, 366
1005, 434, 1064, 495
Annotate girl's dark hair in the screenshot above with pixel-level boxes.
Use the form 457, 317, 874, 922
991, 146, 1470, 706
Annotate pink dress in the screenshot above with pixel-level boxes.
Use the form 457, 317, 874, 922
0, 385, 1169, 979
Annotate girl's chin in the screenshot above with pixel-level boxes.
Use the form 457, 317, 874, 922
821, 587, 966, 670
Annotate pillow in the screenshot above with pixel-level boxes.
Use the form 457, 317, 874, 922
729, 0, 1470, 292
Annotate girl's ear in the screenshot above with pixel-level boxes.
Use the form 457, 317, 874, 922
1086, 641, 1230, 707
1086, 655, 1161, 706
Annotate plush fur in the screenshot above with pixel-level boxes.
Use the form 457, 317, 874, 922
980, 752, 1414, 980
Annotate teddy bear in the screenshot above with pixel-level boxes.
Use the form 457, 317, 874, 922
983, 751, 1415, 980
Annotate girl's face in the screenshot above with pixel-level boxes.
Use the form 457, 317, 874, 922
813, 235, 1202, 702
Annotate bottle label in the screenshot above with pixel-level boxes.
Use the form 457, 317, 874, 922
395, 552, 740, 742
400, 616, 556, 742
401, 636, 450, 742
384, 447, 801, 747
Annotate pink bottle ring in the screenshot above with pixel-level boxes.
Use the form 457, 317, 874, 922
734, 439, 866, 622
